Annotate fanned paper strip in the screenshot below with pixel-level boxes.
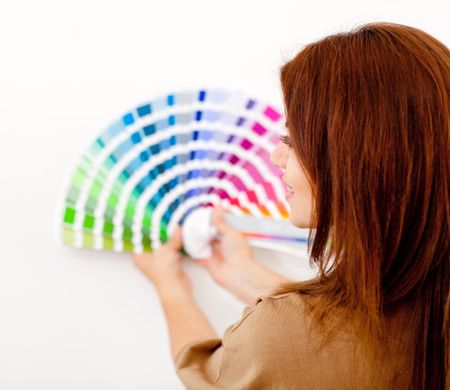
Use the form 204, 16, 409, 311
55, 89, 290, 253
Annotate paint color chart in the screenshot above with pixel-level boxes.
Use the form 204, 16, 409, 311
55, 89, 291, 253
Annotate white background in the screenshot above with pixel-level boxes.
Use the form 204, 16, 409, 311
0, 0, 447, 389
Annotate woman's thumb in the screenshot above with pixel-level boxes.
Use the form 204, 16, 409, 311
211, 207, 233, 234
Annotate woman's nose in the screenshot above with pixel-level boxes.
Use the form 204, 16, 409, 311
270, 142, 288, 169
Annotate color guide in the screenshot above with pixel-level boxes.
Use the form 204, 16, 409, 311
55, 89, 290, 253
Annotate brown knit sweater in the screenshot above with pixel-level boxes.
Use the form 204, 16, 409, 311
175, 292, 409, 389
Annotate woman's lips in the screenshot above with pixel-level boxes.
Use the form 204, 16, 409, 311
282, 176, 295, 198
286, 185, 295, 198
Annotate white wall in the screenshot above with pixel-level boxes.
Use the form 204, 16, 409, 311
0, 0, 447, 389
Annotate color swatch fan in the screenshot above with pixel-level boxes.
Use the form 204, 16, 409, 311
55, 89, 294, 254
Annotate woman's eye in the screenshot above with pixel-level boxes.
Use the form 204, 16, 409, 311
279, 135, 291, 147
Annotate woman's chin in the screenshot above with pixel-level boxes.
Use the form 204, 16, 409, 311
286, 195, 313, 229
289, 215, 308, 229
287, 208, 312, 229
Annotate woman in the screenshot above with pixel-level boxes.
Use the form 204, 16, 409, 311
133, 22, 449, 389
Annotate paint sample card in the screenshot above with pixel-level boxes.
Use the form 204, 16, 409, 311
55, 89, 291, 253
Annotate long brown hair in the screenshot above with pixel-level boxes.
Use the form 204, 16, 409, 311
276, 23, 449, 389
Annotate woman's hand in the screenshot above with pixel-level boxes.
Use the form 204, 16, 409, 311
133, 225, 192, 297
196, 207, 292, 305
133, 226, 218, 361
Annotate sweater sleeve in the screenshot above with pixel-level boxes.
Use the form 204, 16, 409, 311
174, 293, 310, 390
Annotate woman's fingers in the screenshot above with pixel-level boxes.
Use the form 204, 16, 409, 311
133, 252, 152, 269
132, 254, 140, 267
209, 240, 223, 262
211, 207, 234, 235
168, 225, 183, 250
